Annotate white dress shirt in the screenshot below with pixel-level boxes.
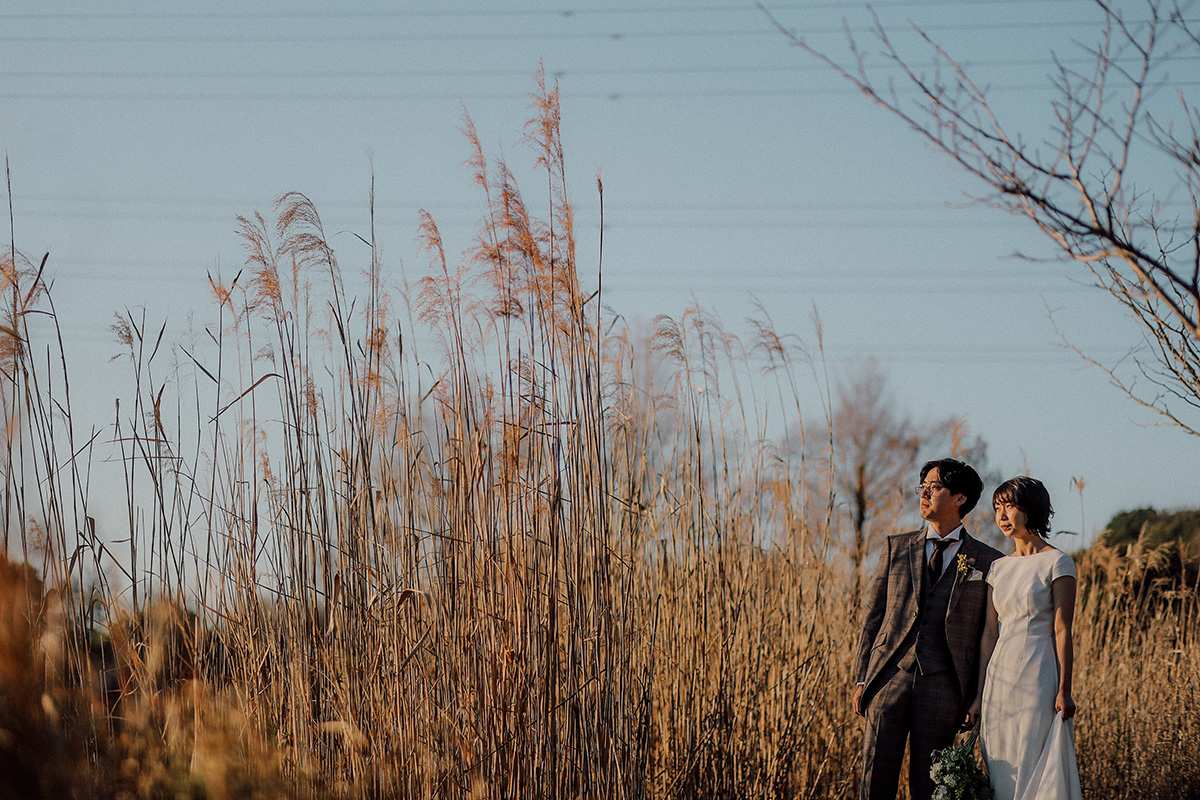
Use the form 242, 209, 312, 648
925, 524, 964, 572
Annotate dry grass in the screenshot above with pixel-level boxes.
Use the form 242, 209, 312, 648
1073, 545, 1200, 799
0, 78, 1197, 799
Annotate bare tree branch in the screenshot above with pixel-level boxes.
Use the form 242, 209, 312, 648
765, 0, 1200, 437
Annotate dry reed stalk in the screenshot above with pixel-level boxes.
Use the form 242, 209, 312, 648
1, 77, 1197, 800
1073, 545, 1200, 798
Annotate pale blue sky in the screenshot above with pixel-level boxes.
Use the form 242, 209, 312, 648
2, 0, 1196, 548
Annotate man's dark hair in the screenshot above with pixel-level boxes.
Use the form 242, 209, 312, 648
992, 476, 1055, 536
919, 458, 983, 515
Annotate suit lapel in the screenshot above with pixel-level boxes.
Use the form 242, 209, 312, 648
909, 529, 926, 596
948, 530, 977, 614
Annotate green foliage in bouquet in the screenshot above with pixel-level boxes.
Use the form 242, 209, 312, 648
931, 727, 992, 800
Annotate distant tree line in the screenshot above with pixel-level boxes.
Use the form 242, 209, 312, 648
1079, 506, 1200, 601
1102, 507, 1200, 556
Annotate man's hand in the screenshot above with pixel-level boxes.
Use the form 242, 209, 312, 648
963, 698, 982, 730
852, 683, 865, 717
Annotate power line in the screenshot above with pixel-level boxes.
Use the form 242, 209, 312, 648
9, 195, 1198, 219
0, 30, 780, 45
12, 190, 1196, 213
11, 209, 1036, 230
38, 247, 1072, 276
43, 319, 1113, 366
11, 192, 971, 210
1, 18, 1181, 45
37, 257, 1086, 286
16, 80, 1200, 101
6, 51, 1196, 81
12, 208, 1193, 235
45, 274, 1095, 297
0, 1, 1098, 22
581, 283, 1090, 295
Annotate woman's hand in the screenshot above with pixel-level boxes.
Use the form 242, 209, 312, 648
964, 697, 982, 729
1055, 689, 1076, 720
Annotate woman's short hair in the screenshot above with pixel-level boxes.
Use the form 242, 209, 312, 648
992, 476, 1055, 536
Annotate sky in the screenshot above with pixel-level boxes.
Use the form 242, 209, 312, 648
2, 0, 1197, 550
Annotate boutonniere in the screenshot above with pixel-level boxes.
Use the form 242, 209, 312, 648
956, 553, 975, 578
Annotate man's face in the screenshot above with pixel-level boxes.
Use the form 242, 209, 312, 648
918, 467, 966, 529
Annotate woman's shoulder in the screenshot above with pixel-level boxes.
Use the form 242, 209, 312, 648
1044, 546, 1077, 580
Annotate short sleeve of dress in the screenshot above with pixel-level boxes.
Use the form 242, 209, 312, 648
987, 557, 1005, 589
1050, 549, 1077, 582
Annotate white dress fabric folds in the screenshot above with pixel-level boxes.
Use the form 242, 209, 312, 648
981, 548, 1082, 800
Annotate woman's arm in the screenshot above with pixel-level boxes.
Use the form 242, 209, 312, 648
1052, 574, 1077, 720
966, 586, 998, 727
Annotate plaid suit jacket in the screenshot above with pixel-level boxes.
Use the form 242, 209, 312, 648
855, 528, 1002, 710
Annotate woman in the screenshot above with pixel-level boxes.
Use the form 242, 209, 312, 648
967, 476, 1081, 800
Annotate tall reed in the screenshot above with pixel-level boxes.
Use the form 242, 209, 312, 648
1073, 544, 1200, 798
1, 77, 1196, 799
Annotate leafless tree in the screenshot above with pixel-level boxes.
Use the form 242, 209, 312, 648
768, 0, 1200, 437
829, 359, 920, 610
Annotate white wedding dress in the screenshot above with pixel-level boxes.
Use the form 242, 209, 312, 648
981, 548, 1082, 800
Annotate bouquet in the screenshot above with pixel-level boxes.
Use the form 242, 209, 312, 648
930, 726, 992, 800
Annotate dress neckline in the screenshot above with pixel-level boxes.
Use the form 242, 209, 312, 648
1006, 546, 1059, 558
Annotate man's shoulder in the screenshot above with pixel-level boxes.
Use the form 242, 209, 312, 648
888, 528, 925, 541
880, 529, 924, 554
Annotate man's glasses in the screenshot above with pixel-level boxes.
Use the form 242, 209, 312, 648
914, 482, 946, 497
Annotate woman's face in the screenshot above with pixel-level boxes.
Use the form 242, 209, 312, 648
994, 499, 1029, 538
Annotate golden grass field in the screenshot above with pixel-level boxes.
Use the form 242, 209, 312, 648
0, 81, 1196, 799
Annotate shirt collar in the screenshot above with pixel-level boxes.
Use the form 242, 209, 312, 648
926, 524, 963, 542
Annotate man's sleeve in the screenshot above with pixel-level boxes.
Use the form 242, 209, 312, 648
854, 537, 891, 684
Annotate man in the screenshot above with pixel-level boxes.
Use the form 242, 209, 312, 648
853, 458, 1002, 800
